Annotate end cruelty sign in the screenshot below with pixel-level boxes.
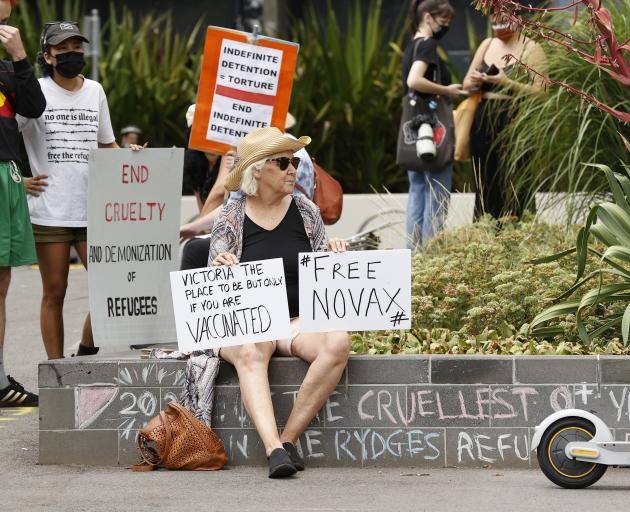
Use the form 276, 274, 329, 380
190, 26, 299, 153
88, 148, 183, 347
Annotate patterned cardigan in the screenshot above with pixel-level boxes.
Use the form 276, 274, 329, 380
208, 194, 328, 264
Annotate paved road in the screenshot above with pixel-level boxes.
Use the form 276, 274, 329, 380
1, 267, 629, 511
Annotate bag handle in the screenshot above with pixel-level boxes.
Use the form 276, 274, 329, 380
134, 407, 174, 468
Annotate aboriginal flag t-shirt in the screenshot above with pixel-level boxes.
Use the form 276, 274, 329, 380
17, 76, 115, 227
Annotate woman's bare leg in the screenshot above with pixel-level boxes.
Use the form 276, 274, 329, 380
36, 242, 70, 359
220, 341, 282, 456
74, 241, 93, 348
280, 331, 350, 444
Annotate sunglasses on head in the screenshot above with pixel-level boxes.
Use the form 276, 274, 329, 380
267, 156, 300, 171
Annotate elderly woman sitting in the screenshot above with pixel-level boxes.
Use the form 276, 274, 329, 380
209, 127, 350, 478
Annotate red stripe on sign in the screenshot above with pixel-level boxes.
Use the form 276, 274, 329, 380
216, 85, 275, 106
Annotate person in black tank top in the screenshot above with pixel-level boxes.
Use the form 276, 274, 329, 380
463, 16, 547, 219
208, 127, 350, 478
241, 198, 312, 317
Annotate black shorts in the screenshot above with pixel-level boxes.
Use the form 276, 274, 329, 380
180, 237, 211, 270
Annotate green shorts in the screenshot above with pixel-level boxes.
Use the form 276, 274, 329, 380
0, 161, 37, 267
32, 224, 88, 244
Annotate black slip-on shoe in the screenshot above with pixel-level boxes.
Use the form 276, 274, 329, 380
268, 448, 297, 479
72, 344, 100, 357
0, 376, 38, 407
282, 442, 305, 471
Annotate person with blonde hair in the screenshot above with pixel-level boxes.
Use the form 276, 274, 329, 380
209, 126, 349, 478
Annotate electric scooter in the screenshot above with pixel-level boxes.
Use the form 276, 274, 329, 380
532, 409, 630, 488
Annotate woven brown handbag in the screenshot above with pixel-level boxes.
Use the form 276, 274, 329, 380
131, 401, 227, 472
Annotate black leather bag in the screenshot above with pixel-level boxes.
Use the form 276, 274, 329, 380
396, 39, 454, 172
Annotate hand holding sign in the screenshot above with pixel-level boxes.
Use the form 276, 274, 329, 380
299, 249, 412, 333
170, 258, 291, 352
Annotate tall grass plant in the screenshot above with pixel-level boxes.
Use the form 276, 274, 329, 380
492, 3, 630, 217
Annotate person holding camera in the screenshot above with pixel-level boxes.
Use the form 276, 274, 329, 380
463, 14, 546, 219
0, 0, 45, 407
402, 0, 465, 250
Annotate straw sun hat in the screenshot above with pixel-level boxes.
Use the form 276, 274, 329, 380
224, 127, 311, 192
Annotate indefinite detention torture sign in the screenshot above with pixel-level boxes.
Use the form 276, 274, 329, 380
189, 26, 299, 153
169, 259, 291, 352
299, 249, 412, 333
88, 148, 184, 347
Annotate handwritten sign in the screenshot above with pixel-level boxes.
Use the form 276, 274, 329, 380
87, 148, 183, 347
169, 259, 291, 352
189, 26, 299, 153
298, 250, 412, 332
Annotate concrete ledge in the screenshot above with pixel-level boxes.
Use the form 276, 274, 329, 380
38, 354, 630, 468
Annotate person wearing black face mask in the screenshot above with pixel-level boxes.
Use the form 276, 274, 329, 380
16, 21, 144, 361
400, 0, 465, 250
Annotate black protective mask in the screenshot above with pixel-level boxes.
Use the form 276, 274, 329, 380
432, 23, 449, 40
54, 51, 86, 78
430, 16, 450, 40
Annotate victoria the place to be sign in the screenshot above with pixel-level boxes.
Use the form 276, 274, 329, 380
170, 259, 291, 352
88, 148, 183, 347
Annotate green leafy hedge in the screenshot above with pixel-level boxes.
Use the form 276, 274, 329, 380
353, 217, 630, 355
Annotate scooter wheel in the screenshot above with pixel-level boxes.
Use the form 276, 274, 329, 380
537, 417, 607, 489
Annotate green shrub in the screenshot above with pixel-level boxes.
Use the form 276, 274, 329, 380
290, 0, 406, 192
13, 0, 202, 148
352, 217, 630, 355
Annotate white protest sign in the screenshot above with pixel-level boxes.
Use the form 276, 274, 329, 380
299, 250, 412, 332
87, 148, 183, 347
170, 259, 291, 352
189, 26, 299, 153
207, 39, 282, 144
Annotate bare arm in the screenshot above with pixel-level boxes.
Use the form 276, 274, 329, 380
463, 38, 492, 91
199, 151, 235, 217
180, 205, 222, 241
407, 60, 465, 97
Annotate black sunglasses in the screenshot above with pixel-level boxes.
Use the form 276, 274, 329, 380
268, 157, 301, 171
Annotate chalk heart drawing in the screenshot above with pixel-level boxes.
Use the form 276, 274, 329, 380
76, 388, 119, 429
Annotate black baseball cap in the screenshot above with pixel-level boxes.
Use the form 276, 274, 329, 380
42, 21, 89, 48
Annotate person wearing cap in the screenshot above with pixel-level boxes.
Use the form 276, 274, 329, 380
119, 125, 142, 148
18, 20, 143, 360
209, 126, 349, 478
0, 0, 46, 407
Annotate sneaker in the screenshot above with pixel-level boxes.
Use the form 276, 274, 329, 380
0, 376, 38, 407
282, 442, 305, 471
267, 448, 297, 479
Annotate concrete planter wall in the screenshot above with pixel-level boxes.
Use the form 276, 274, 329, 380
39, 354, 630, 468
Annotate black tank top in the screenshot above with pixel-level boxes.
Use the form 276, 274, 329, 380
241, 198, 313, 317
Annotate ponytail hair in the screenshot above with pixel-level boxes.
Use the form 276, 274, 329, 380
408, 0, 455, 36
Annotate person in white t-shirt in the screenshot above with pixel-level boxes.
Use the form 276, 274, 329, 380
18, 21, 142, 360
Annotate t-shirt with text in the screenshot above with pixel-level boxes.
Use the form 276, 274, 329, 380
17, 76, 115, 227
